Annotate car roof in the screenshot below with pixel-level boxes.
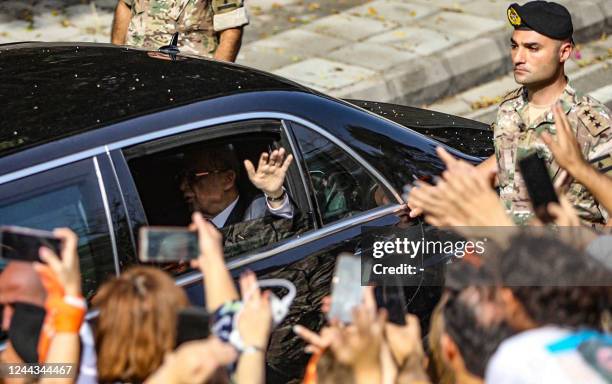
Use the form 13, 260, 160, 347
0, 42, 308, 157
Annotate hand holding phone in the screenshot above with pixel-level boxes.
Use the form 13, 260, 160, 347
518, 153, 559, 223
0, 226, 62, 262
139, 226, 199, 263
327, 253, 364, 323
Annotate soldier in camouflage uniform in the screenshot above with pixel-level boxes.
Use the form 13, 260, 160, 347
111, 0, 249, 61
481, 2, 611, 225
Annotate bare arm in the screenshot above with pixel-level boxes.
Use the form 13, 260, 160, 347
214, 28, 243, 62
542, 104, 612, 221
476, 154, 498, 187
111, 1, 132, 45
566, 163, 612, 217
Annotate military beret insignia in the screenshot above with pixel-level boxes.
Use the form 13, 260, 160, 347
508, 7, 521, 26
506, 1, 573, 41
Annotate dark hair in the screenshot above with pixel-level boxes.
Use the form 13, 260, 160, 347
442, 287, 516, 378
497, 233, 612, 330
184, 144, 240, 175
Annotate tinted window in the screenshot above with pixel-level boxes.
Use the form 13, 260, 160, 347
292, 123, 394, 224
124, 121, 314, 267
0, 159, 117, 299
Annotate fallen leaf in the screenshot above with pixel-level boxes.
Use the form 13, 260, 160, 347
61, 19, 71, 27
288, 16, 298, 23
307, 3, 321, 11
409, 10, 417, 17
368, 7, 378, 16
51, 9, 59, 17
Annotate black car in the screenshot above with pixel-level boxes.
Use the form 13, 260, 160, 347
0, 42, 492, 382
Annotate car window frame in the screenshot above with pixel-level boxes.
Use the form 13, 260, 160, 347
0, 154, 128, 290
108, 113, 403, 287
112, 118, 318, 274
284, 119, 402, 227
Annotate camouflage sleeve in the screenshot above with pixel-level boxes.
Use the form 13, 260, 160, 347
121, 0, 134, 7
583, 103, 612, 177
212, 0, 249, 31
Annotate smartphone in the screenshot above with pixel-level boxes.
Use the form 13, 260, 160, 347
375, 285, 407, 325
327, 252, 363, 323
518, 153, 559, 223
175, 307, 210, 347
139, 226, 199, 262
0, 226, 61, 262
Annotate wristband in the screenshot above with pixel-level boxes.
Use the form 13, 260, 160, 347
265, 188, 286, 202
241, 344, 266, 354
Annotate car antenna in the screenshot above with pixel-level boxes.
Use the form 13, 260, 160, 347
158, 32, 180, 60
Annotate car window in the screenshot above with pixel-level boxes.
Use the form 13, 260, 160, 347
291, 122, 395, 225
0, 159, 118, 299
123, 120, 314, 269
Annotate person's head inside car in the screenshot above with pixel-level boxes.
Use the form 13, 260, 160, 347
180, 145, 242, 218
92, 266, 189, 383
179, 144, 294, 228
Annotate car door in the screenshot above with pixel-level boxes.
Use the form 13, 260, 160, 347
109, 115, 430, 383
0, 154, 133, 300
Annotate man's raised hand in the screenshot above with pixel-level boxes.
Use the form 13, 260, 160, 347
244, 148, 293, 198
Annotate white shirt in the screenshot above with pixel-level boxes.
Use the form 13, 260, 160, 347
485, 326, 609, 384
211, 193, 293, 228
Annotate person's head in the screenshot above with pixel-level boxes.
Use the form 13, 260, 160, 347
93, 266, 189, 383
0, 262, 47, 366
495, 233, 612, 331
179, 145, 241, 218
427, 296, 456, 384
507, 2, 573, 87
436, 287, 516, 382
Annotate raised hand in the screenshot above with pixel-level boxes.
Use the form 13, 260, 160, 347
244, 148, 293, 198
541, 102, 587, 175
37, 228, 81, 297
237, 271, 273, 351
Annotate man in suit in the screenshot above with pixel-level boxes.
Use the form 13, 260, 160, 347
179, 145, 293, 228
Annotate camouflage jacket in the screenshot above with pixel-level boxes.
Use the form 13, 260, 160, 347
493, 83, 612, 225
122, 0, 249, 57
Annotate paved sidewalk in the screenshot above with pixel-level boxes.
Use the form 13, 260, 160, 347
1, 0, 611, 106
238, 0, 612, 105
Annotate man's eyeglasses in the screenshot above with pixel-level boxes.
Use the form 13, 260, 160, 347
177, 169, 226, 185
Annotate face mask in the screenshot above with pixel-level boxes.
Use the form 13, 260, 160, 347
8, 302, 45, 363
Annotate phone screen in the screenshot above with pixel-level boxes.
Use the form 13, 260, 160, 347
139, 227, 199, 263
375, 285, 407, 325
327, 253, 363, 323
518, 153, 559, 222
0, 226, 62, 262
